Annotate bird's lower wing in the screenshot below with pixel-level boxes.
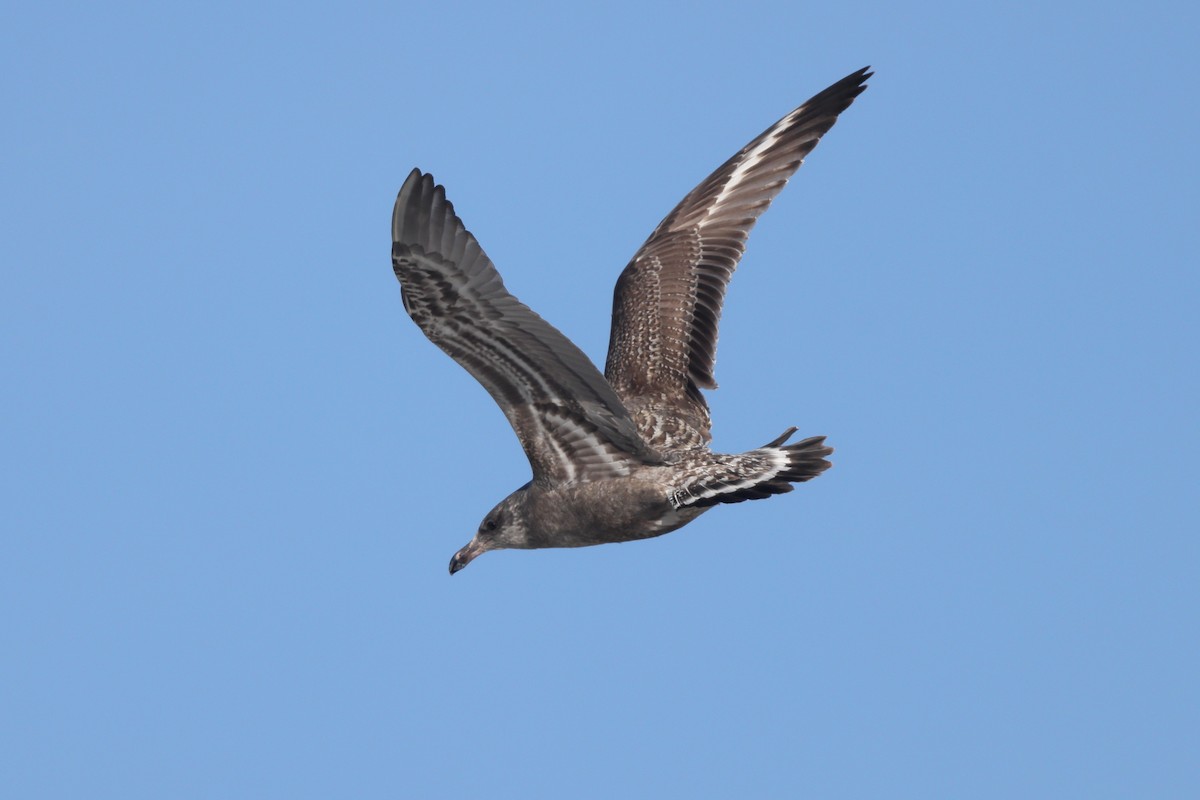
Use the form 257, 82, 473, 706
393, 169, 659, 485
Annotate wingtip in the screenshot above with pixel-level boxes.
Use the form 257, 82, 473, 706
799, 66, 872, 119
836, 65, 873, 95
398, 167, 428, 200
393, 168, 435, 242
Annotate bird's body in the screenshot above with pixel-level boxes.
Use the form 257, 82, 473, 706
391, 68, 871, 573
503, 476, 704, 550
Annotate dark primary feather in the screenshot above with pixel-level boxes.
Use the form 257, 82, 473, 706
391, 169, 659, 484
605, 67, 871, 447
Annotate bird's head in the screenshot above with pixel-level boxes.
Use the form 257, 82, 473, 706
449, 486, 533, 575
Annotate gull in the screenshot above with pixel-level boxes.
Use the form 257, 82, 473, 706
391, 67, 870, 573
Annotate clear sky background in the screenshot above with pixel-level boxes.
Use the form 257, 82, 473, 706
3, 1, 1197, 797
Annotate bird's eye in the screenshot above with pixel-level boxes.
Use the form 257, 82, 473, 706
484, 518, 498, 532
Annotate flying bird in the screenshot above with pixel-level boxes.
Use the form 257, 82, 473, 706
391, 67, 870, 574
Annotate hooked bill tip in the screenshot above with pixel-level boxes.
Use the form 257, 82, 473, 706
448, 541, 480, 575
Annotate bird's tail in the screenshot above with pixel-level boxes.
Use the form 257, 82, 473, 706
667, 428, 833, 510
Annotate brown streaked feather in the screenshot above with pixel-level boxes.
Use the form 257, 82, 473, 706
667, 432, 834, 511
605, 67, 871, 448
392, 169, 660, 485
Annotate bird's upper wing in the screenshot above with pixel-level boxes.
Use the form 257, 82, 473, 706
604, 67, 871, 448
392, 169, 660, 485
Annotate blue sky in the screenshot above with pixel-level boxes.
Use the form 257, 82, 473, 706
3, 1, 1197, 797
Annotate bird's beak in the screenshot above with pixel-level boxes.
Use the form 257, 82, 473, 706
449, 539, 485, 575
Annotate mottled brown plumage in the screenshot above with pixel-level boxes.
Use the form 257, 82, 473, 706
390, 68, 871, 573
607, 67, 871, 449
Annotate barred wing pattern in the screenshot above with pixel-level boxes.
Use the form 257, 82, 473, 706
605, 67, 871, 448
392, 170, 659, 485
667, 429, 833, 510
